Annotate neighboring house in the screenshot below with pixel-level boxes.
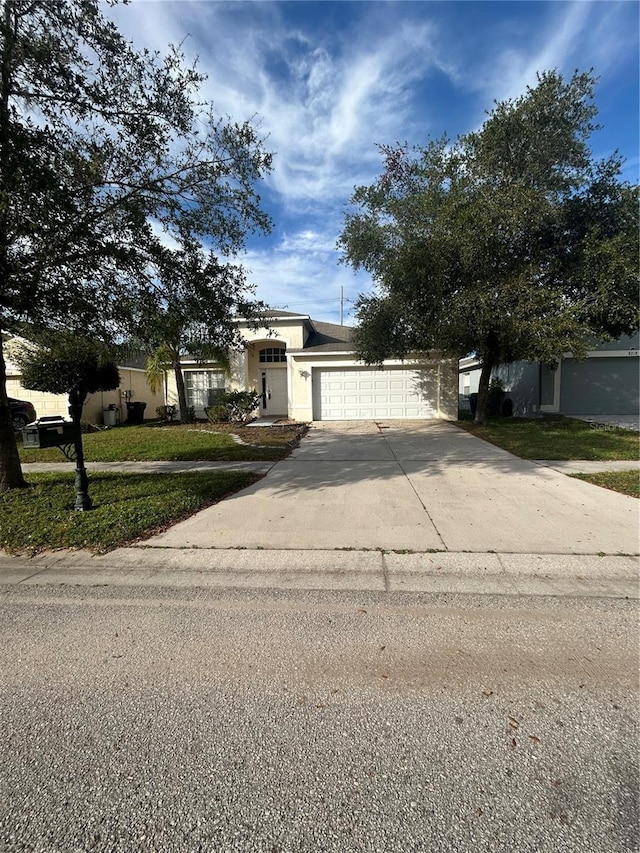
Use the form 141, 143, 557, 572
458, 356, 481, 411
458, 332, 640, 417
4, 338, 163, 424
165, 310, 458, 422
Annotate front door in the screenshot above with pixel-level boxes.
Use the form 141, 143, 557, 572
260, 369, 288, 416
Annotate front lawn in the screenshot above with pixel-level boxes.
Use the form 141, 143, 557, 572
18, 422, 305, 464
456, 414, 639, 460
570, 471, 639, 499
0, 470, 260, 554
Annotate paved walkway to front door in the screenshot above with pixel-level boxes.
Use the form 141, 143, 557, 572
143, 420, 639, 555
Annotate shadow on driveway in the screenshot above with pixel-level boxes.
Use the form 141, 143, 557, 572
143, 421, 639, 555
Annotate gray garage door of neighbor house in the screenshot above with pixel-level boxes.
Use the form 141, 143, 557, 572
312, 367, 438, 420
560, 357, 639, 415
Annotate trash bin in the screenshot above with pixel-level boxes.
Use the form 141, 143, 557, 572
468, 393, 478, 416
487, 388, 505, 416
103, 407, 118, 427
126, 401, 147, 424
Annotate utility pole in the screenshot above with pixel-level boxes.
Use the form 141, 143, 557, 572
340, 286, 344, 325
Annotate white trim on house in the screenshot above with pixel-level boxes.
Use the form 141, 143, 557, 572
562, 349, 640, 359
539, 359, 562, 413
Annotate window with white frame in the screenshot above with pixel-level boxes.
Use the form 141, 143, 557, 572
259, 346, 286, 363
463, 373, 471, 397
184, 370, 226, 408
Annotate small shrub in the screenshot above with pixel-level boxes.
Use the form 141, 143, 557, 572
205, 404, 229, 423
205, 390, 260, 424
156, 405, 177, 422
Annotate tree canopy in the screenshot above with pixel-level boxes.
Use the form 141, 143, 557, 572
339, 71, 639, 422
124, 235, 265, 422
0, 0, 273, 489
16, 332, 120, 409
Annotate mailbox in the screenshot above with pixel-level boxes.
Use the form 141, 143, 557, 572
22, 416, 81, 449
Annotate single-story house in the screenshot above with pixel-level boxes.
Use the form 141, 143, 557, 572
458, 332, 639, 417
458, 356, 481, 410
165, 310, 458, 422
4, 337, 163, 425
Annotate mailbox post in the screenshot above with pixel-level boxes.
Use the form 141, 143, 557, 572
22, 411, 92, 511
68, 399, 91, 511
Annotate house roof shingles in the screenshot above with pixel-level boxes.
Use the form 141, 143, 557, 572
299, 320, 354, 353
255, 309, 309, 319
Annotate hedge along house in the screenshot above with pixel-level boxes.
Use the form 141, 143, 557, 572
3, 336, 163, 425
165, 310, 459, 422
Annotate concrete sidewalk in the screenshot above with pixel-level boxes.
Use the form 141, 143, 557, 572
21, 460, 275, 474
142, 421, 639, 555
21, 458, 639, 475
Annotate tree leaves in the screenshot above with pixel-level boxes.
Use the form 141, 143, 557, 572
0, 0, 273, 489
339, 70, 639, 422
15, 331, 120, 402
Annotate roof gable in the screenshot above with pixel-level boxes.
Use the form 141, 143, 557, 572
296, 320, 354, 353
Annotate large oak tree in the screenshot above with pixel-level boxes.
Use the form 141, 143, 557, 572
339, 71, 639, 422
0, 0, 272, 490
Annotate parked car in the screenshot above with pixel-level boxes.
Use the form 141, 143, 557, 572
8, 397, 37, 431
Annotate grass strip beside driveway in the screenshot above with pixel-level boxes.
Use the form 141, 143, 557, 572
18, 423, 303, 464
569, 471, 639, 499
457, 415, 639, 461
0, 470, 260, 554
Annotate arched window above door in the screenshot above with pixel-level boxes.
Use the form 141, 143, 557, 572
259, 346, 286, 363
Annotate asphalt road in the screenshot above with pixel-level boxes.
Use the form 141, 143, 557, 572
1, 584, 638, 853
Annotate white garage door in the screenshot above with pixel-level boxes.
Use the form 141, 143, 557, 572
312, 367, 437, 420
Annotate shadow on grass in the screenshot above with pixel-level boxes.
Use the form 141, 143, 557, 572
0, 470, 260, 555
18, 426, 298, 464
456, 415, 639, 461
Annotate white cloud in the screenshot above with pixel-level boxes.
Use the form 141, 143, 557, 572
148, 220, 181, 251
457, 1, 637, 110
105, 1, 637, 324
107, 2, 445, 210
243, 227, 369, 324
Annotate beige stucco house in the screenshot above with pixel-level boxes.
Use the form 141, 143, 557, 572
4, 340, 163, 425
165, 311, 458, 422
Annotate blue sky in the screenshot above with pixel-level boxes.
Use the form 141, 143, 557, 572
109, 1, 639, 325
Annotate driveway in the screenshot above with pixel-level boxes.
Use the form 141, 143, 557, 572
144, 421, 639, 555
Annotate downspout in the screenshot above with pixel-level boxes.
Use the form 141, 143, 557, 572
538, 362, 542, 414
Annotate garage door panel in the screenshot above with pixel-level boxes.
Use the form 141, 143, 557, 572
313, 367, 437, 420
561, 358, 639, 415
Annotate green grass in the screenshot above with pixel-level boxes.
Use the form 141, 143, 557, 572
0, 470, 260, 554
18, 422, 304, 464
570, 470, 639, 498
456, 414, 639, 460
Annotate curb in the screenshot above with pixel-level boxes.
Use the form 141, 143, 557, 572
0, 548, 637, 600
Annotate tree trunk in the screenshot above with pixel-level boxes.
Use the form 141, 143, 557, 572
0, 334, 27, 491
174, 362, 189, 422
474, 360, 494, 424
0, 9, 25, 490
